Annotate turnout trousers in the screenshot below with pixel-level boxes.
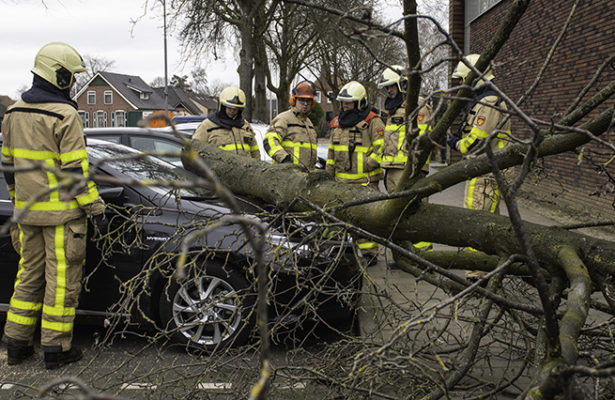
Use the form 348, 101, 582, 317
4, 217, 86, 351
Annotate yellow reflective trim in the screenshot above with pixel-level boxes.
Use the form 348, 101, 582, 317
326, 159, 334, 165
264, 131, 284, 156
9, 148, 58, 160
280, 141, 317, 150
54, 224, 67, 309
335, 167, 383, 180
219, 143, 252, 152
1, 145, 11, 156
7, 311, 38, 326
14, 224, 24, 291
466, 177, 477, 209
46, 160, 60, 202
43, 304, 75, 317
490, 187, 500, 213
358, 242, 378, 249
15, 199, 79, 211
41, 319, 73, 332
10, 298, 42, 311
59, 149, 87, 163
414, 241, 433, 250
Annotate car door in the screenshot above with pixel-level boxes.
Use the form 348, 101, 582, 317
0, 175, 20, 306
128, 135, 183, 167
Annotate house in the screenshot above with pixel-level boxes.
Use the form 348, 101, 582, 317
449, 0, 615, 218
74, 71, 202, 128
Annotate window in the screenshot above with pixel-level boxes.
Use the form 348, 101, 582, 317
112, 110, 126, 127
87, 91, 96, 105
314, 91, 322, 103
93, 111, 107, 128
104, 91, 113, 104
140, 92, 150, 101
129, 137, 183, 166
327, 91, 333, 104
78, 111, 90, 128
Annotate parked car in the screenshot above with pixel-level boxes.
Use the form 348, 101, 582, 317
0, 139, 361, 351
85, 122, 328, 168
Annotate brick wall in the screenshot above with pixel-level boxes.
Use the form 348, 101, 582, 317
76, 85, 133, 127
467, 0, 615, 218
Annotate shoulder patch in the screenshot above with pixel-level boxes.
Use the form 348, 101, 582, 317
377, 128, 385, 136
417, 113, 424, 122
476, 116, 486, 126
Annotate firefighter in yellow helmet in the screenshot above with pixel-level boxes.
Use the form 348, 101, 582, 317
377, 66, 433, 252
377, 65, 433, 191
193, 86, 260, 159
1, 42, 105, 369
326, 81, 384, 265
447, 54, 511, 279
263, 81, 318, 170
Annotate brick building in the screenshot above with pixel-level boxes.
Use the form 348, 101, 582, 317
449, 0, 615, 218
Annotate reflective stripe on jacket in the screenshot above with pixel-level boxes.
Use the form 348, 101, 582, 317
263, 108, 318, 170
381, 97, 432, 169
325, 112, 385, 184
193, 119, 261, 159
455, 94, 510, 155
1, 101, 104, 225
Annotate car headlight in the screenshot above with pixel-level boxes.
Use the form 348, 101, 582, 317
266, 232, 312, 257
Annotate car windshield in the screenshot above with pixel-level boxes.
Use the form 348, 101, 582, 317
87, 141, 215, 199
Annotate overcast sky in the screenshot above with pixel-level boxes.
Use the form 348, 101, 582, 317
0, 0, 234, 99
1, 0, 434, 100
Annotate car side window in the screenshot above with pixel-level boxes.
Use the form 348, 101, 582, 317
129, 137, 182, 166
90, 135, 121, 144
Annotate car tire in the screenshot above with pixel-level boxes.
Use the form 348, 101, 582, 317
158, 262, 255, 352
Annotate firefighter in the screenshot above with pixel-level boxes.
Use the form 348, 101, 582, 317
193, 86, 260, 159
447, 54, 511, 279
377, 65, 433, 191
1, 42, 105, 369
263, 81, 318, 170
378, 66, 433, 252
326, 81, 384, 265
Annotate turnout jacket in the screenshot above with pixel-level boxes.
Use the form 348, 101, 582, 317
453, 88, 510, 155
1, 100, 104, 225
381, 97, 432, 169
326, 111, 385, 184
193, 118, 260, 159
264, 107, 318, 170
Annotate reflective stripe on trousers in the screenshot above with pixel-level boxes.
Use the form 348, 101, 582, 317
4, 218, 86, 351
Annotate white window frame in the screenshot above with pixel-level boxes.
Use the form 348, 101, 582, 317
93, 110, 107, 128
104, 90, 113, 105
326, 91, 333, 104
87, 91, 96, 105
78, 111, 89, 128
112, 110, 126, 127
314, 90, 322, 103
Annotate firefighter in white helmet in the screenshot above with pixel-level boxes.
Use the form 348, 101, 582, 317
194, 86, 260, 159
377, 65, 433, 191
1, 42, 105, 369
326, 81, 384, 265
447, 54, 511, 280
377, 66, 433, 252
263, 81, 318, 170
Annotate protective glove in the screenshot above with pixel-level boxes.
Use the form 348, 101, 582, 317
447, 134, 460, 150
90, 213, 108, 236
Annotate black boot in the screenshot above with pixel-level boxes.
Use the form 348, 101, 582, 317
44, 347, 82, 370
7, 343, 34, 366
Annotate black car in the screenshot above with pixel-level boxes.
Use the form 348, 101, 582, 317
0, 140, 361, 351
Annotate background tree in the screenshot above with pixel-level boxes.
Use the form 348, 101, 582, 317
72, 55, 116, 96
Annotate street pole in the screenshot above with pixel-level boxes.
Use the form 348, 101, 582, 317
163, 0, 169, 120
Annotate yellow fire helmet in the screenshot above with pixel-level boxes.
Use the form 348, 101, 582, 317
218, 86, 246, 111
31, 42, 86, 90
452, 54, 494, 84
336, 81, 368, 111
377, 65, 407, 92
